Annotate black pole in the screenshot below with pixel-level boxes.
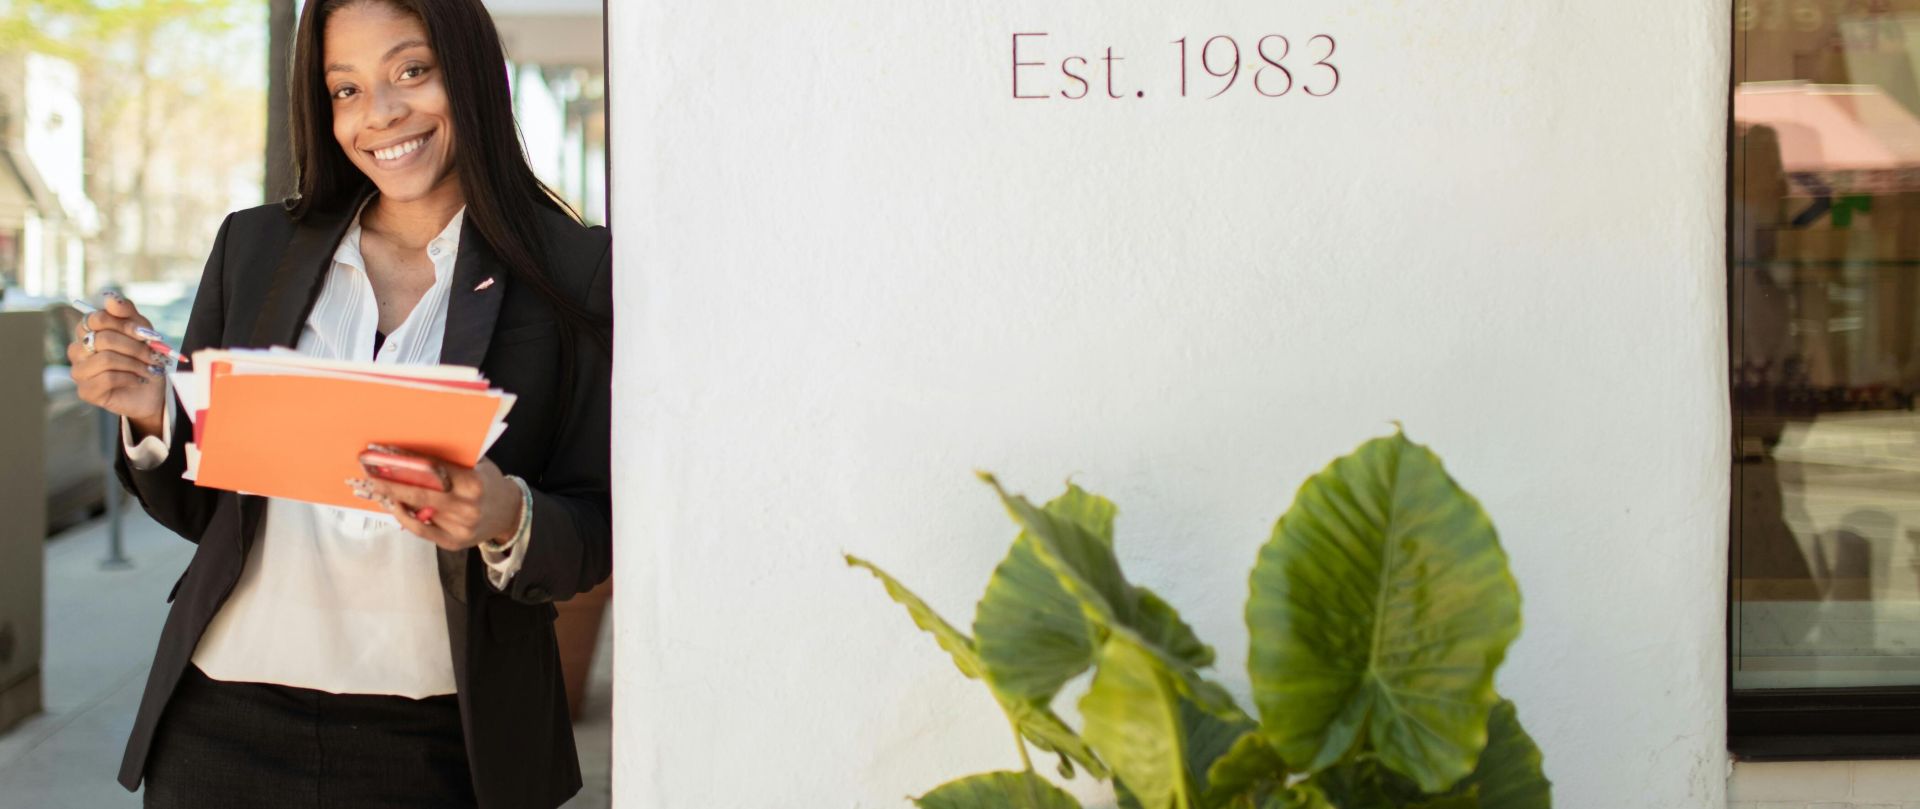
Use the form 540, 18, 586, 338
265, 0, 295, 204
98, 409, 129, 570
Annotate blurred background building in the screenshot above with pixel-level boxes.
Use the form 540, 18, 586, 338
490, 0, 607, 226
0, 52, 94, 298
0, 0, 605, 310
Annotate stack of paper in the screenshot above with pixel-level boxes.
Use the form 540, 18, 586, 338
170, 348, 515, 512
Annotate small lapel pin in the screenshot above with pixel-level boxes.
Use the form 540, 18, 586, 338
473, 277, 495, 292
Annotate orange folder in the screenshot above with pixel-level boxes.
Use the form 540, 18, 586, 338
192, 368, 506, 512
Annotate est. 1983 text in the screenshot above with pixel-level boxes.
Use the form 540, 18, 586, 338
1011, 32, 1341, 100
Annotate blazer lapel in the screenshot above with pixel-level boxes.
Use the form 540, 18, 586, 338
247, 187, 372, 349
239, 187, 372, 555
437, 214, 507, 607
438, 215, 507, 369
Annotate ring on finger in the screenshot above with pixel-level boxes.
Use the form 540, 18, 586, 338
82, 330, 95, 355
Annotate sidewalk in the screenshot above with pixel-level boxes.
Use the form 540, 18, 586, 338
0, 507, 610, 808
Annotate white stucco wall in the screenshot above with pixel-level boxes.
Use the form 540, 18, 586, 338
609, 1, 1732, 807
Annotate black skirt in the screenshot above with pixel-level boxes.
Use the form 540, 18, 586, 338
142, 664, 476, 809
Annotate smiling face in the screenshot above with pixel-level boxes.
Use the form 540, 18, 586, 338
323, 1, 459, 203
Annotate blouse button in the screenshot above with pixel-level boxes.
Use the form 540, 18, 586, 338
429, 246, 441, 257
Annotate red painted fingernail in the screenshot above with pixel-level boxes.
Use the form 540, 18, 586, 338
415, 507, 436, 522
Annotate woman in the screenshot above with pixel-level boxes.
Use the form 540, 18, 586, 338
67, 0, 611, 806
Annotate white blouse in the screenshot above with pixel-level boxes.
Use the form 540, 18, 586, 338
124, 202, 526, 698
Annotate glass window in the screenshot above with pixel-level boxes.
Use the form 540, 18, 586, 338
1731, 0, 1920, 755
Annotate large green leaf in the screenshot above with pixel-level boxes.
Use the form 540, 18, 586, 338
1181, 700, 1256, 799
971, 483, 1138, 779
1200, 732, 1286, 808
915, 771, 1084, 809
976, 538, 1094, 702
980, 476, 1230, 716
1305, 705, 1543, 809
1246, 431, 1521, 792
1198, 730, 1290, 807
848, 555, 1107, 779
1047, 482, 1118, 547
847, 555, 984, 678
972, 485, 1210, 699
1137, 588, 1216, 669
974, 488, 1109, 704
980, 474, 1136, 628
1449, 700, 1550, 809
1081, 632, 1200, 809
1308, 702, 1546, 809
1082, 633, 1251, 809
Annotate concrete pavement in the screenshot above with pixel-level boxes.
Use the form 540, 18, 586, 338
0, 508, 611, 808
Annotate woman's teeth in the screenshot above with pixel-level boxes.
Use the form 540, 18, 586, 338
374, 135, 427, 161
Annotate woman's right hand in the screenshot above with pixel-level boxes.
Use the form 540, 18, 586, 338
67, 292, 168, 439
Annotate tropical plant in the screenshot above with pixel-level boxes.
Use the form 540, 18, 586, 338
848, 430, 1550, 809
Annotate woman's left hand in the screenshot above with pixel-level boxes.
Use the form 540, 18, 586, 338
351, 459, 523, 551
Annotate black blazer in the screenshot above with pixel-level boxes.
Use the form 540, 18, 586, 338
113, 185, 613, 809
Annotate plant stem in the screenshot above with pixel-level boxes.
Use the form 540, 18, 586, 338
1007, 714, 1035, 773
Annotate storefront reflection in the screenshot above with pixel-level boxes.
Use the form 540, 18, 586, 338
1732, 12, 1920, 687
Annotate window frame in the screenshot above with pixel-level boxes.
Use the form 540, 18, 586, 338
1724, 7, 1920, 760
1730, 687, 1920, 759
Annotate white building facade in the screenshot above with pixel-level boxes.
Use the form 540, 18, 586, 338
607, 1, 1920, 806
488, 0, 606, 225
0, 53, 92, 299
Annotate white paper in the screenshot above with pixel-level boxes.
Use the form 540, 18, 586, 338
168, 371, 208, 426
181, 347, 514, 474
195, 348, 483, 382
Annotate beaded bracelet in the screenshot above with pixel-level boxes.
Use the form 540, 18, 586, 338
481, 474, 534, 555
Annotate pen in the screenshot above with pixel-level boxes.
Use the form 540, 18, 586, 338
70, 298, 191, 367
135, 328, 190, 367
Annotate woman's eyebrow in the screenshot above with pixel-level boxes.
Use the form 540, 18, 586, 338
325, 38, 429, 74
382, 38, 429, 62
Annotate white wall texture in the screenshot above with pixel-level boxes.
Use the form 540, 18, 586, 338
610, 1, 1734, 807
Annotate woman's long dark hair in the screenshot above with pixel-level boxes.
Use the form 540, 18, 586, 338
286, 0, 608, 356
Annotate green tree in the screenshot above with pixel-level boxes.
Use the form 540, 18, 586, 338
1, 0, 263, 288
